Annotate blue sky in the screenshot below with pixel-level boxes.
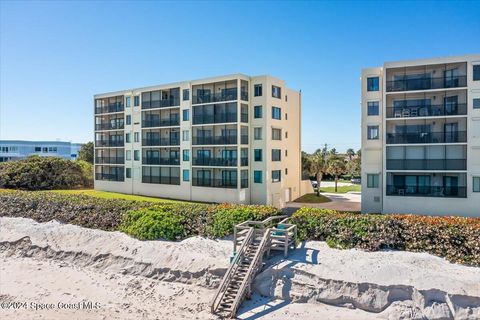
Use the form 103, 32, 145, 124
1, 1, 479, 153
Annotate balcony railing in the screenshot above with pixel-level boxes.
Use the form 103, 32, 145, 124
386, 159, 467, 170
192, 90, 238, 104
192, 113, 237, 125
386, 185, 467, 198
95, 173, 124, 182
142, 119, 180, 128
241, 135, 248, 144
142, 175, 180, 185
240, 158, 248, 166
192, 157, 237, 167
95, 140, 124, 147
95, 122, 125, 130
95, 103, 124, 114
95, 157, 125, 164
142, 138, 180, 146
192, 136, 237, 145
386, 103, 467, 118
386, 131, 467, 144
142, 99, 180, 109
241, 91, 248, 101
241, 113, 248, 123
192, 178, 237, 188
241, 178, 248, 188
386, 75, 467, 92
142, 157, 180, 165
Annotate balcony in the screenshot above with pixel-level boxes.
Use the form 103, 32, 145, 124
95, 157, 125, 164
95, 122, 125, 131
386, 172, 466, 198
142, 119, 180, 128
386, 131, 466, 144
142, 98, 180, 109
192, 157, 237, 167
95, 140, 124, 147
386, 103, 467, 118
142, 138, 180, 147
386, 185, 466, 198
192, 113, 237, 125
192, 178, 237, 189
192, 136, 237, 145
192, 89, 238, 105
386, 159, 466, 170
95, 173, 124, 182
142, 157, 180, 165
95, 103, 124, 114
240, 157, 248, 166
142, 175, 180, 185
386, 75, 467, 92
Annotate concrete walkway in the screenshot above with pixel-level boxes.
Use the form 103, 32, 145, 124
286, 191, 361, 213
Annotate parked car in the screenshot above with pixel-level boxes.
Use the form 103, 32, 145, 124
311, 180, 318, 188
351, 178, 361, 184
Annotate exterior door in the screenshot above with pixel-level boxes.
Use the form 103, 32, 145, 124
444, 96, 458, 115
444, 123, 458, 143
444, 176, 458, 196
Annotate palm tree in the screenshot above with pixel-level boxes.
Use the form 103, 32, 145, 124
326, 155, 347, 192
309, 147, 328, 195
346, 148, 355, 161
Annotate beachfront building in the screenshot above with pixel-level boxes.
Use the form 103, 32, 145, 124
0, 140, 82, 162
361, 54, 480, 217
94, 74, 305, 207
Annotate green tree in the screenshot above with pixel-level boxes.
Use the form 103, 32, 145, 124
326, 155, 347, 192
77, 142, 94, 164
346, 148, 356, 161
309, 146, 329, 196
346, 157, 361, 178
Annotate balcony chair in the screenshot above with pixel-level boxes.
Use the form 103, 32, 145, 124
394, 109, 402, 118
402, 109, 410, 117
410, 108, 418, 117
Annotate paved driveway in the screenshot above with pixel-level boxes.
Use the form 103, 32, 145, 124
285, 192, 361, 214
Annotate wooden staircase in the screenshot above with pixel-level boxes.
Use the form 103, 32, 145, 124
210, 216, 297, 318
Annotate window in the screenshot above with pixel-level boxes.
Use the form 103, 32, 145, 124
254, 171, 262, 183
285, 150, 288, 157
254, 149, 262, 161
125, 133, 131, 143
134, 132, 139, 143
285, 131, 288, 139
134, 150, 140, 161
272, 128, 282, 140
126, 150, 131, 161
272, 149, 281, 161
272, 107, 281, 120
183, 169, 190, 182
272, 170, 281, 182
367, 77, 379, 91
474, 65, 480, 81
367, 101, 379, 116
126, 115, 131, 125
183, 89, 190, 101
134, 96, 140, 106
126, 168, 132, 178
254, 105, 262, 118
254, 127, 262, 140
367, 174, 379, 188
473, 177, 480, 192
367, 126, 379, 140
183, 150, 190, 161
183, 109, 189, 121
285, 113, 288, 120
254, 84, 262, 97
35, 147, 41, 152
285, 168, 288, 175
182, 130, 189, 141
126, 97, 131, 108
474, 98, 480, 109
272, 85, 281, 98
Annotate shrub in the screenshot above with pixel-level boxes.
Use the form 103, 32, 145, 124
291, 207, 480, 266
0, 156, 93, 190
121, 208, 185, 240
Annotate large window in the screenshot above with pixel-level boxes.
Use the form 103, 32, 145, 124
474, 65, 480, 81
272, 107, 281, 120
367, 101, 379, 116
367, 174, 379, 188
272, 85, 281, 98
474, 177, 480, 192
183, 109, 189, 121
254, 149, 262, 161
254, 84, 262, 97
126, 168, 132, 179
272, 128, 282, 140
134, 96, 140, 107
367, 126, 379, 140
183, 150, 189, 161
272, 170, 281, 182
367, 77, 379, 91
254, 127, 262, 140
254, 171, 262, 183
125, 133, 131, 143
272, 149, 281, 161
134, 150, 140, 161
254, 105, 262, 118
183, 89, 190, 101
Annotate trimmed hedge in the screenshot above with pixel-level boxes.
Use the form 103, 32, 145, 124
290, 208, 480, 266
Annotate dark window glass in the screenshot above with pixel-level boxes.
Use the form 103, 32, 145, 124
254, 149, 262, 161
134, 96, 140, 106
183, 109, 189, 121
272, 85, 281, 98
474, 98, 480, 109
272, 107, 281, 120
272, 149, 281, 161
367, 77, 379, 91
367, 126, 379, 140
272, 170, 281, 182
183, 89, 190, 101
126, 168, 132, 178
473, 65, 480, 81
254, 84, 262, 97
473, 177, 480, 192
126, 115, 131, 125
272, 128, 282, 140
183, 150, 189, 161
368, 101, 380, 115
367, 174, 379, 188
254, 171, 262, 183
254, 106, 262, 118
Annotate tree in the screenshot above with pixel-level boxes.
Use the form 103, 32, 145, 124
326, 155, 347, 192
77, 142, 94, 164
346, 157, 361, 178
309, 146, 329, 196
346, 148, 356, 161
301, 151, 312, 179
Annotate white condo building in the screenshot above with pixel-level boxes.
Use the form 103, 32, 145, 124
361, 54, 480, 217
94, 74, 306, 207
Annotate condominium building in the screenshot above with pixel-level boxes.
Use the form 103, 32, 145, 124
94, 74, 304, 207
361, 54, 480, 217
0, 140, 82, 162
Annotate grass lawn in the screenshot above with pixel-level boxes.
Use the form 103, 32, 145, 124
319, 185, 362, 193
293, 193, 332, 203
46, 189, 184, 203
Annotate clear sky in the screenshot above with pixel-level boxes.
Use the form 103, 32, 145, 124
1, 1, 479, 153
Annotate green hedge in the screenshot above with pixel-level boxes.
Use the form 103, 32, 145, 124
290, 208, 480, 266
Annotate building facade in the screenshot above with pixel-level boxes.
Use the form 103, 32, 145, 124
0, 140, 82, 162
361, 54, 480, 217
94, 74, 302, 207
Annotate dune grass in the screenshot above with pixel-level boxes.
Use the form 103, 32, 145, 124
46, 189, 184, 203
294, 193, 332, 203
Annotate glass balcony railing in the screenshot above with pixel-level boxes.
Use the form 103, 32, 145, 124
192, 136, 237, 145
386, 103, 467, 118
95, 173, 124, 182
192, 90, 238, 104
142, 98, 180, 109
95, 140, 124, 147
386, 131, 467, 144
95, 122, 125, 130
386, 76, 467, 92
142, 157, 180, 165
240, 158, 248, 166
386, 185, 467, 198
95, 103, 124, 114
142, 119, 180, 128
192, 178, 237, 188
142, 138, 180, 146
142, 175, 180, 185
192, 157, 237, 167
95, 157, 125, 164
241, 135, 248, 144
192, 113, 237, 125
386, 159, 466, 170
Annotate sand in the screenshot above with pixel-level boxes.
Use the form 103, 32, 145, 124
1, 217, 479, 320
